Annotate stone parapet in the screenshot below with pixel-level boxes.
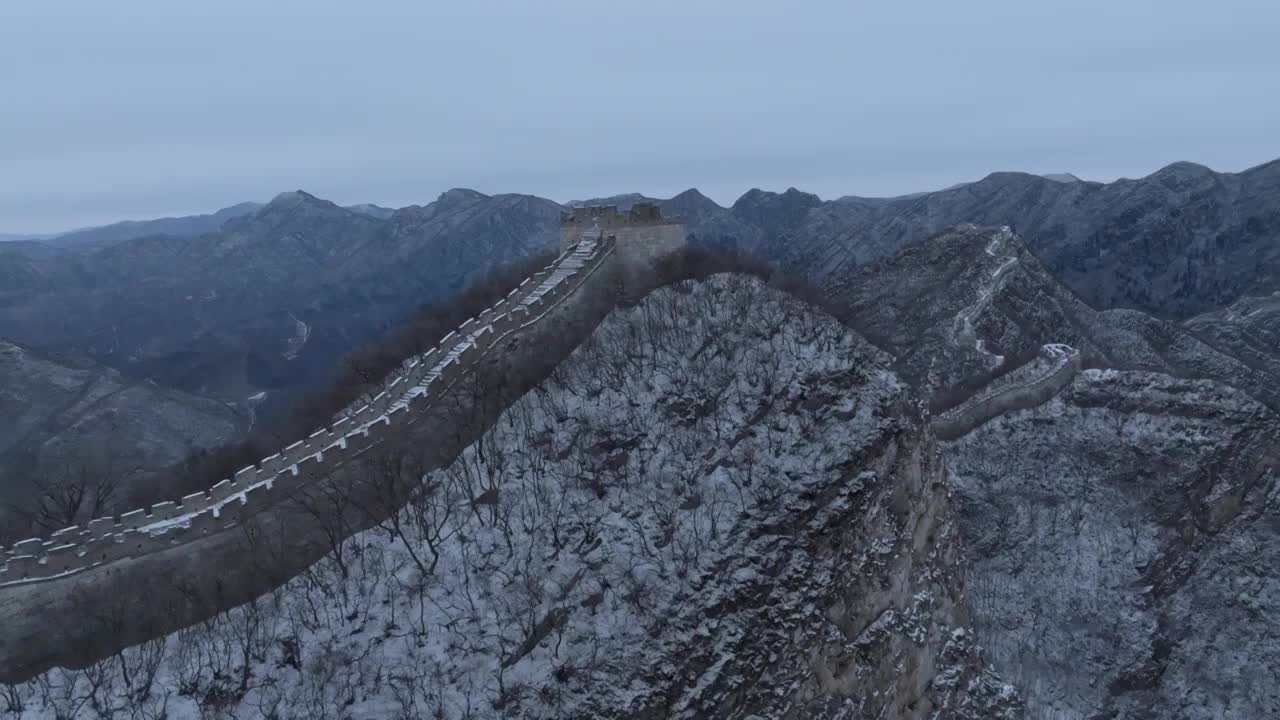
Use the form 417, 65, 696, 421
0, 234, 621, 589
933, 346, 1083, 441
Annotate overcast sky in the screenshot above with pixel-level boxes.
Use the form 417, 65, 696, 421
1, 0, 1277, 233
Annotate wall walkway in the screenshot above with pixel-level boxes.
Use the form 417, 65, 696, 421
932, 344, 1083, 441
0, 237, 613, 587
0, 233, 630, 681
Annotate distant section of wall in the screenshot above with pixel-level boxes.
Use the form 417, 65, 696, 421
932, 345, 1082, 441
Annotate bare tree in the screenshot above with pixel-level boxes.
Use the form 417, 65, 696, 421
292, 479, 360, 583
7, 454, 131, 536
353, 450, 458, 578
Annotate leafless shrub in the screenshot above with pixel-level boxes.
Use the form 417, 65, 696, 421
1, 453, 131, 542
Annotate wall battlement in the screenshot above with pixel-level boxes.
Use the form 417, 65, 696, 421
0, 216, 691, 682
559, 203, 684, 255
932, 344, 1082, 441
0, 236, 620, 590
560, 204, 686, 299
559, 201, 668, 228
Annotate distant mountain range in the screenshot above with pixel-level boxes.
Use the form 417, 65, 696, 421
0, 201, 398, 247
0, 190, 558, 419
42, 202, 265, 249
658, 158, 1280, 320
571, 160, 1278, 320
0, 157, 1275, 425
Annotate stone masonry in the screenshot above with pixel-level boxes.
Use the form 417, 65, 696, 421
0, 218, 685, 682
561, 203, 686, 299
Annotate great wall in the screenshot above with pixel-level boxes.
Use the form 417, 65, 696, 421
0, 203, 690, 682
0, 210, 1081, 682
932, 343, 1083, 441
0, 234, 611, 587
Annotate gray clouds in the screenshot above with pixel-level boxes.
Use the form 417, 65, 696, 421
2, 0, 1277, 232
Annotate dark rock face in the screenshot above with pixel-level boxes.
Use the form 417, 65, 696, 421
946, 371, 1280, 718
828, 226, 1280, 718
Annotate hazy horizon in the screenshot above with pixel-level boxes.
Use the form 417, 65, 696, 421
3, 0, 1278, 234
2, 155, 1276, 239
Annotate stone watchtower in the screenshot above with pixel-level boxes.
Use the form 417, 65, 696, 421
559, 201, 687, 299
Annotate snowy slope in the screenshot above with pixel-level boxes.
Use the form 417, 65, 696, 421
5, 276, 1020, 719
946, 370, 1280, 718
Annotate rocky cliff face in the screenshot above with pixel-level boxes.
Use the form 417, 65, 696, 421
0, 275, 1020, 719
946, 370, 1279, 718
832, 226, 1280, 718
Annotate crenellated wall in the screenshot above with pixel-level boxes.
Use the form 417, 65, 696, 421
560, 204, 685, 302
0, 237, 618, 589
558, 201, 666, 250
0, 232, 658, 681
932, 345, 1083, 441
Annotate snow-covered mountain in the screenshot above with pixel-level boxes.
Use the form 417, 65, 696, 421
2, 156, 1276, 429
3, 275, 1020, 719
7, 224, 1278, 718
947, 368, 1279, 717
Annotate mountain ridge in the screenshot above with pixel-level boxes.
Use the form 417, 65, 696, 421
0, 155, 1275, 435
4, 223, 1277, 716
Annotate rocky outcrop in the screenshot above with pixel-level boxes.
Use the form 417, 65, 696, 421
945, 370, 1280, 718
